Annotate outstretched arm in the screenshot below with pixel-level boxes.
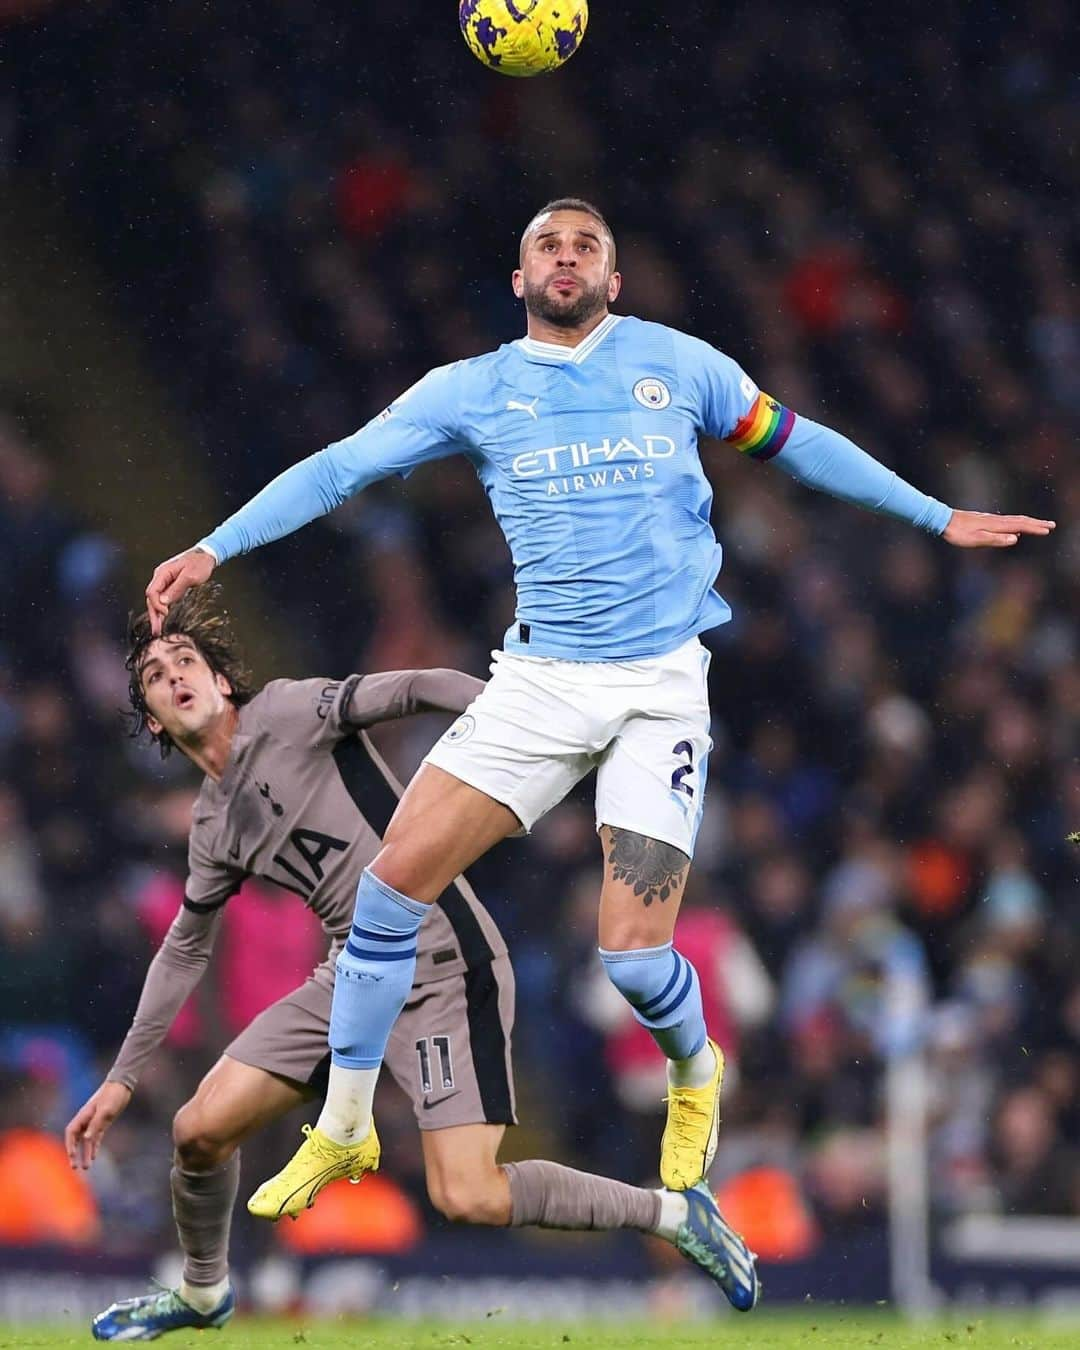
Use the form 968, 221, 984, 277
145, 444, 390, 633
770, 416, 1054, 546
146, 364, 466, 633
691, 341, 1056, 550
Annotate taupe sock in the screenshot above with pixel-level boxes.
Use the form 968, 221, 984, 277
503, 1160, 662, 1233
171, 1155, 240, 1287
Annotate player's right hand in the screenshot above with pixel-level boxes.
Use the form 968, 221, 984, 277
64, 1080, 133, 1170
145, 547, 216, 634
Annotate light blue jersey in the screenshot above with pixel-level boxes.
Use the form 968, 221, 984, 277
201, 315, 952, 661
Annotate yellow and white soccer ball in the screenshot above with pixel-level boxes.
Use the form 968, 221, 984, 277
459, 0, 588, 78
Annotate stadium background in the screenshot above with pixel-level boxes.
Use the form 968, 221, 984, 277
1, 0, 1077, 1327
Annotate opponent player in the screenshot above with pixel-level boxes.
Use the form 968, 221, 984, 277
70, 585, 760, 1341
144, 200, 1053, 1307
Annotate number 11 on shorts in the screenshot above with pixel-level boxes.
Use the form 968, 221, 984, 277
415, 1035, 455, 1093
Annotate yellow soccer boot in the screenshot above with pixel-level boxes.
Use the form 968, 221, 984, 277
247, 1121, 380, 1221
660, 1038, 724, 1190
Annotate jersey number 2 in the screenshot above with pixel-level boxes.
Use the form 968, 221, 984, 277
670, 740, 695, 798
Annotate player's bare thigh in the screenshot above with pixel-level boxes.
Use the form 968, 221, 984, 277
172, 1054, 310, 1168
420, 1122, 510, 1225
596, 824, 691, 951
373, 763, 520, 902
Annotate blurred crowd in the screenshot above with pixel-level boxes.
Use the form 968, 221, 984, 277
3, 0, 1078, 1262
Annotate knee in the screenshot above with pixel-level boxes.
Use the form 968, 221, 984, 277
599, 920, 671, 953
365, 848, 429, 906
172, 1101, 236, 1172
427, 1167, 508, 1226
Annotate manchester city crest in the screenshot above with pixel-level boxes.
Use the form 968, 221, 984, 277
632, 377, 671, 410
443, 714, 476, 744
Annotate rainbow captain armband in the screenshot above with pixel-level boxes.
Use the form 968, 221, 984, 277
725, 391, 796, 461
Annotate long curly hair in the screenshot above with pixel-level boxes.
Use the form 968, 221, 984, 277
126, 583, 255, 757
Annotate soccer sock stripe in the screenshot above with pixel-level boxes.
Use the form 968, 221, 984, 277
649, 961, 695, 1022
328, 868, 425, 1071
350, 922, 417, 943
635, 951, 683, 1015
600, 943, 708, 1063
343, 940, 418, 962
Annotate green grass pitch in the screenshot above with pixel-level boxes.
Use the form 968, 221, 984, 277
3, 1315, 1079, 1349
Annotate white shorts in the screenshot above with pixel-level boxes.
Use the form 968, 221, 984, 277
423, 637, 713, 858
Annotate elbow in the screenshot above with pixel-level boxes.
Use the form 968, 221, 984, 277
445, 671, 485, 711
414, 669, 480, 715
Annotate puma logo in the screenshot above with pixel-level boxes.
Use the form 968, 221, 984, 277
506, 397, 539, 420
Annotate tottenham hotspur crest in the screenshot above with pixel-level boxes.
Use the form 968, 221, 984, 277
633, 377, 672, 410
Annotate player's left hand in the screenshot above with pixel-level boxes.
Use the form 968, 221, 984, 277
64, 1080, 133, 1170
942, 510, 1055, 548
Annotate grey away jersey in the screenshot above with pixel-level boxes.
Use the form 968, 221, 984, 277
109, 668, 503, 1089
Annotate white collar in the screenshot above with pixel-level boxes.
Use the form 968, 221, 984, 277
517, 313, 623, 365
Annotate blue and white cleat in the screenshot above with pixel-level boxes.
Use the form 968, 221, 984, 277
91, 1283, 235, 1341
674, 1181, 760, 1311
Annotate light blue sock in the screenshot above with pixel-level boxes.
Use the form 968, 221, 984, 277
329, 868, 427, 1070
599, 942, 707, 1061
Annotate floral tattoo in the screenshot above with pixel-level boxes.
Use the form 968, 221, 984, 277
606, 828, 689, 906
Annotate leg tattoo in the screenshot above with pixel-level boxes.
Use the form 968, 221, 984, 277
606, 828, 689, 906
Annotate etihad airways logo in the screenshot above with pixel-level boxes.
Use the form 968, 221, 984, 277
512, 436, 677, 498
513, 435, 676, 479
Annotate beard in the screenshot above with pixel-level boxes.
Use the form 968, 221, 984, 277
522, 272, 610, 329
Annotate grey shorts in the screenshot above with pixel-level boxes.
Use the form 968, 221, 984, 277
225, 953, 517, 1131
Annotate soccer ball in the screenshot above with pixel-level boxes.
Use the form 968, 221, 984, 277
459, 0, 588, 78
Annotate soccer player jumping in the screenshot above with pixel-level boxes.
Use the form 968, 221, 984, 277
146, 200, 1053, 1312
72, 586, 758, 1341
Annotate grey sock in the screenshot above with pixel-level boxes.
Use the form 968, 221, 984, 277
171, 1155, 240, 1287
503, 1159, 662, 1233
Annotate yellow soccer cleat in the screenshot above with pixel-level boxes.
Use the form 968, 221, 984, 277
247, 1121, 380, 1221
660, 1038, 724, 1191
